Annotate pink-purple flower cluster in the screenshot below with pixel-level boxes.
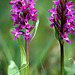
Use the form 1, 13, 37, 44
10, 0, 38, 40
48, 0, 75, 43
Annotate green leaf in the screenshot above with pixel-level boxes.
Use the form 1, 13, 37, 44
54, 25, 61, 40
41, 62, 46, 75
54, 25, 63, 44
55, 25, 59, 40
8, 60, 20, 75
30, 19, 39, 42
17, 38, 28, 75
0, 32, 12, 63
65, 66, 75, 75
17, 38, 26, 66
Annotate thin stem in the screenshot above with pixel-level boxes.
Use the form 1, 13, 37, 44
25, 39, 29, 75
60, 0, 65, 74
59, 39, 64, 75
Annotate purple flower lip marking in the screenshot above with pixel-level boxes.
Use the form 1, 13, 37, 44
48, 0, 75, 43
10, 0, 38, 40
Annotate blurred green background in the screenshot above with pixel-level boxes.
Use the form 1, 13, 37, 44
0, 0, 75, 75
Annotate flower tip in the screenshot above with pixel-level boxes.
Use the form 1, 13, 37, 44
10, 1, 15, 4
53, 1, 58, 5
50, 23, 54, 27
13, 38, 15, 40
13, 36, 18, 40
13, 37, 15, 40
66, 39, 72, 43
48, 9, 50, 12
68, 1, 73, 5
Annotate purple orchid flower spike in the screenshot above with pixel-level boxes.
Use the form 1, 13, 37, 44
49, 0, 75, 75
48, 0, 75, 43
10, 0, 38, 40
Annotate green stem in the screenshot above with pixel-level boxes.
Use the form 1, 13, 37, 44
59, 39, 64, 75
25, 39, 29, 75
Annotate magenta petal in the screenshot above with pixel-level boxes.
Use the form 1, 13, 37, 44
30, 26, 35, 29
63, 34, 67, 38
50, 23, 54, 27
25, 29, 30, 33
66, 39, 72, 43
10, 29, 16, 33
13, 35, 18, 40
10, 1, 16, 4
24, 33, 30, 40
67, 1, 73, 6
71, 28, 75, 33
53, 1, 58, 5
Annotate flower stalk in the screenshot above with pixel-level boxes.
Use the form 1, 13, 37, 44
59, 38, 64, 75
60, 0, 65, 74
25, 39, 29, 75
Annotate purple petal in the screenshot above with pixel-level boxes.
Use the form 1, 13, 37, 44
10, 1, 16, 4
50, 23, 54, 27
53, 1, 58, 5
14, 34, 18, 40
66, 38, 72, 43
